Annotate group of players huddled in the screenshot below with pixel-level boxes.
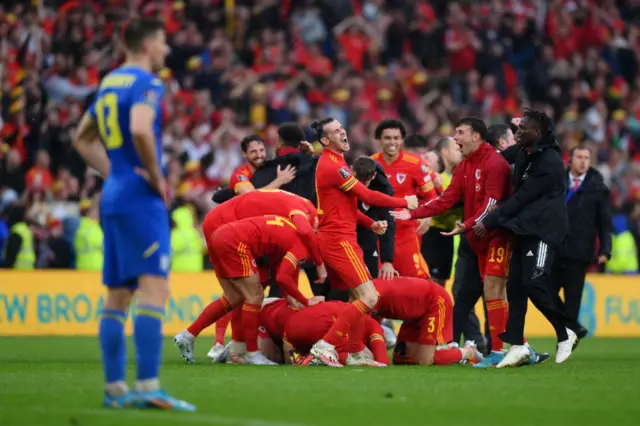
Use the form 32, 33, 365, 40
73, 18, 575, 412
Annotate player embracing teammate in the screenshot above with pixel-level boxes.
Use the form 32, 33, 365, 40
393, 117, 539, 367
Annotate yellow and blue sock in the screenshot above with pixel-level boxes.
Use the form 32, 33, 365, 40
134, 304, 164, 382
99, 309, 127, 385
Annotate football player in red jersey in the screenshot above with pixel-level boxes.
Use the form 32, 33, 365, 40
174, 215, 319, 365
256, 299, 388, 366
373, 277, 483, 366
371, 120, 438, 278
185, 189, 325, 360
228, 135, 296, 195
392, 117, 515, 368
308, 117, 419, 367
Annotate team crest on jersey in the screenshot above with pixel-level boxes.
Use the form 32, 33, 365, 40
475, 169, 481, 179
476, 183, 481, 192
396, 173, 407, 184
238, 174, 248, 181
338, 167, 351, 179
421, 164, 429, 173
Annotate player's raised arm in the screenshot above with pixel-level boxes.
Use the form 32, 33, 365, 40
336, 166, 413, 209
404, 166, 465, 220
130, 78, 165, 194
73, 111, 110, 178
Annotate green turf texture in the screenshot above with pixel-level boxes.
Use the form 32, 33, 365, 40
0, 337, 638, 426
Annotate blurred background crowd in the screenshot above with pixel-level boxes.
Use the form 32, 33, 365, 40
0, 0, 639, 271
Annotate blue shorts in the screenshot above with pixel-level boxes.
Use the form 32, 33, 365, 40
102, 210, 170, 288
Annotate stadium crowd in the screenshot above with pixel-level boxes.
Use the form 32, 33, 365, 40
0, 0, 639, 272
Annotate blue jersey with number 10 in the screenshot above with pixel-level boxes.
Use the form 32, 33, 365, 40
88, 65, 165, 215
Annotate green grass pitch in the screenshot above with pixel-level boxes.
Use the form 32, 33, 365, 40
1, 337, 639, 426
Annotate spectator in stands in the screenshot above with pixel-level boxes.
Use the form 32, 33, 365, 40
0, 0, 638, 272
1, 203, 35, 270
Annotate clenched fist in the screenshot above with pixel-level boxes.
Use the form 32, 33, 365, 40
405, 195, 419, 210
371, 220, 388, 235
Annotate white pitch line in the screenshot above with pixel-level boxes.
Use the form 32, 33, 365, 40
0, 406, 312, 426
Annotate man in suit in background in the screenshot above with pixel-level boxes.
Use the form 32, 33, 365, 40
549, 145, 612, 338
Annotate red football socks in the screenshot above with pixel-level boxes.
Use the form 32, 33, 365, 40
231, 306, 245, 342
324, 300, 371, 347
486, 298, 507, 352
433, 348, 463, 365
215, 311, 232, 345
187, 296, 232, 337
242, 302, 262, 353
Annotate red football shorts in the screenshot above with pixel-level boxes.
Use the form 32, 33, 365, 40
208, 226, 257, 279
477, 235, 511, 278
318, 235, 371, 290
396, 285, 453, 346
393, 231, 430, 278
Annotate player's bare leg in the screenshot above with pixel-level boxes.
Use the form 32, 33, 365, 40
174, 277, 243, 363
234, 273, 277, 365
135, 276, 194, 410
393, 341, 483, 366
310, 280, 378, 367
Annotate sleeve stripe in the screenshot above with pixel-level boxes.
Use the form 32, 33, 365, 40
369, 334, 385, 343
339, 176, 357, 191
284, 252, 298, 267
476, 198, 497, 222
420, 182, 435, 191
234, 181, 254, 193
288, 209, 307, 218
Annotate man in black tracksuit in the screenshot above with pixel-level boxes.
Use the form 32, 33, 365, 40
478, 110, 577, 367
550, 145, 612, 338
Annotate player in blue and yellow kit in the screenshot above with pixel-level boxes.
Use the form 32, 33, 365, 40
73, 18, 195, 411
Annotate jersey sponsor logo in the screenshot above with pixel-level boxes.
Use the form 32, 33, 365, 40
338, 167, 352, 179
424, 175, 431, 182
396, 173, 407, 184
475, 169, 481, 179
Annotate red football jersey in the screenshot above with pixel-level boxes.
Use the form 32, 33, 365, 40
373, 277, 443, 321
315, 149, 407, 237
259, 299, 297, 340
220, 215, 311, 304
228, 164, 255, 194
204, 189, 315, 233
202, 190, 321, 264
372, 151, 437, 234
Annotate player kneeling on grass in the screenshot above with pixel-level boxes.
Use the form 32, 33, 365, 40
254, 298, 389, 366
285, 301, 389, 367
374, 277, 483, 366
174, 215, 319, 365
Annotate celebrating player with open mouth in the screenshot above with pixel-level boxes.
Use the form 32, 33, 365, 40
307, 118, 419, 367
